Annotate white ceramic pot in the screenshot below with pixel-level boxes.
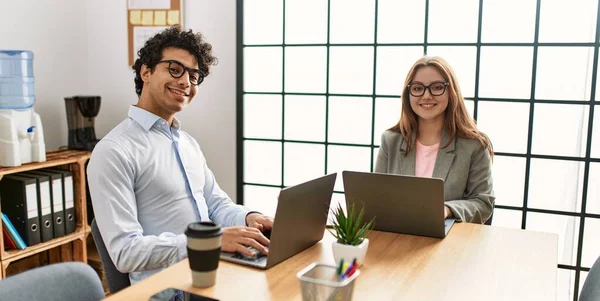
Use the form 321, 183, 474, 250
332, 238, 369, 266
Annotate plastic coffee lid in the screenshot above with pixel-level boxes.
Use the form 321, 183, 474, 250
185, 222, 223, 238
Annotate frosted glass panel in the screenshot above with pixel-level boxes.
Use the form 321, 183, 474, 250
244, 141, 282, 185
285, 46, 327, 93
376, 47, 424, 96
244, 47, 282, 92
329, 47, 374, 95
372, 147, 380, 171
464, 100, 474, 119
593, 106, 600, 158
377, 0, 425, 43
428, 0, 479, 43
556, 269, 577, 301
427, 46, 477, 98
284, 95, 326, 142
532, 104, 588, 157
285, 0, 327, 44
243, 0, 282, 44
374, 97, 401, 146
478, 101, 529, 154
481, 0, 536, 43
528, 159, 584, 213
283, 143, 325, 186
580, 271, 589, 296
582, 218, 600, 268
328, 96, 373, 145
244, 185, 281, 218
536, 47, 594, 101
327, 146, 371, 192
526, 213, 579, 266
587, 163, 600, 214
479, 47, 533, 99
491, 209, 522, 229
327, 192, 347, 226
243, 94, 282, 139
539, 0, 597, 42
330, 0, 375, 43
492, 156, 526, 207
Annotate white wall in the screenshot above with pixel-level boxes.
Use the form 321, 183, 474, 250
182, 0, 238, 200
0, 0, 90, 149
0, 0, 238, 200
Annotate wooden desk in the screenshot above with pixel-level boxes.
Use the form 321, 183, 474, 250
104, 224, 557, 301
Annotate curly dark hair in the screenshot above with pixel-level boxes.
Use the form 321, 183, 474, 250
132, 25, 218, 97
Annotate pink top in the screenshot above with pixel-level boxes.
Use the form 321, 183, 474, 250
415, 140, 440, 178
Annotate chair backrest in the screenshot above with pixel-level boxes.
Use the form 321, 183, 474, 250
580, 255, 600, 301
91, 218, 131, 294
484, 211, 493, 226
0, 262, 105, 301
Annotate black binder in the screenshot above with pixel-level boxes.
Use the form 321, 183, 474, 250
0, 175, 42, 246
43, 169, 76, 234
18, 173, 54, 242
26, 171, 66, 238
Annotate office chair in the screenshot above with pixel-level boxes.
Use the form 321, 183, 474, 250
0, 262, 104, 301
580, 255, 600, 301
91, 218, 131, 294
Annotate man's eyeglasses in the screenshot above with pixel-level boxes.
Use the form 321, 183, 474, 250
407, 81, 449, 97
157, 60, 204, 86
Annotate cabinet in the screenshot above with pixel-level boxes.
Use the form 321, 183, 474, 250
0, 149, 91, 279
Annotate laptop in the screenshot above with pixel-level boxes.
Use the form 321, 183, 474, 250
342, 171, 455, 239
220, 173, 337, 269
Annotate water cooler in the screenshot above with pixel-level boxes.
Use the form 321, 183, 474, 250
0, 50, 46, 167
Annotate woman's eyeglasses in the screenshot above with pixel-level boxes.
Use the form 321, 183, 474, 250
157, 60, 204, 86
407, 82, 449, 97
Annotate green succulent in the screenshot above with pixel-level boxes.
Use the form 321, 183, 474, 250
328, 202, 375, 246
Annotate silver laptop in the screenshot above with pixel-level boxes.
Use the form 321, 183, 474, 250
220, 173, 337, 269
342, 171, 455, 239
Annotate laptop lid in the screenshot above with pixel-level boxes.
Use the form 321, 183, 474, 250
220, 173, 337, 269
342, 171, 452, 239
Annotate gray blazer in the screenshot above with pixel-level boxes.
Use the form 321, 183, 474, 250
374, 130, 495, 224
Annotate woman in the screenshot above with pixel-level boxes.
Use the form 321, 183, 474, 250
375, 56, 494, 224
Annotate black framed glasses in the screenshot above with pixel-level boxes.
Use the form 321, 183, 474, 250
157, 60, 204, 85
407, 81, 449, 97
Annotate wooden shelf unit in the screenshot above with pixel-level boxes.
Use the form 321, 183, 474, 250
0, 149, 91, 279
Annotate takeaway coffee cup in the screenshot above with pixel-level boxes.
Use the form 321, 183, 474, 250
185, 222, 223, 287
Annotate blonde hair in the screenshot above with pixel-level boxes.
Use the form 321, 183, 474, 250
390, 56, 493, 157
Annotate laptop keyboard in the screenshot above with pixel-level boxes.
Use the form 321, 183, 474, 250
233, 246, 268, 262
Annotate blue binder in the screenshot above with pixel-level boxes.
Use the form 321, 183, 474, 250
2, 213, 27, 249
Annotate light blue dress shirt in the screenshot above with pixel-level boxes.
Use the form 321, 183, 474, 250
87, 106, 250, 284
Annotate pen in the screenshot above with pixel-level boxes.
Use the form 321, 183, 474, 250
342, 262, 349, 275
341, 258, 357, 280
346, 263, 358, 278
337, 258, 344, 276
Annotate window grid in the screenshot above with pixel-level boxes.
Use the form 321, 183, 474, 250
237, 1, 600, 299
324, 0, 330, 176
369, 0, 379, 172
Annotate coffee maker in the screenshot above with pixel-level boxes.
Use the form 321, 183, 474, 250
64, 96, 101, 150
64, 95, 101, 224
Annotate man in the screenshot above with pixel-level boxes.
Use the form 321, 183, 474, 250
87, 26, 272, 284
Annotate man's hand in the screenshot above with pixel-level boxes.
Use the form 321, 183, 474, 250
246, 213, 274, 232
221, 226, 270, 257
444, 206, 453, 219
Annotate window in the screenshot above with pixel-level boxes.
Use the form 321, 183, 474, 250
238, 1, 600, 300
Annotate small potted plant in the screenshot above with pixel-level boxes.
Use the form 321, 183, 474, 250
329, 202, 375, 266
